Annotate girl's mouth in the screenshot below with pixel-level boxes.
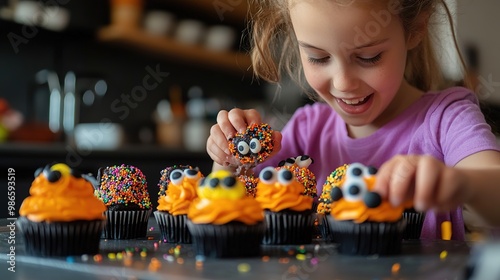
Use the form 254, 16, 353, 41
336, 93, 373, 114
340, 94, 371, 105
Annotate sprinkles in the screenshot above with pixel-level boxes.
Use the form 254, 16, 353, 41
95, 164, 152, 209
157, 165, 195, 196
238, 174, 259, 197
317, 164, 348, 214
228, 123, 274, 165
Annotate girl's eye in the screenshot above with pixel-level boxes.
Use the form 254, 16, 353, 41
307, 57, 330, 65
358, 53, 382, 65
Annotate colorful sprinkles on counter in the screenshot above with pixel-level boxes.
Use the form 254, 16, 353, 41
95, 164, 152, 209
228, 123, 274, 166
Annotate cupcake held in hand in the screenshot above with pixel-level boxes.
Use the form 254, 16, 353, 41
187, 170, 265, 258
18, 163, 106, 257
95, 164, 152, 239
328, 163, 410, 255
256, 166, 315, 245
154, 165, 202, 243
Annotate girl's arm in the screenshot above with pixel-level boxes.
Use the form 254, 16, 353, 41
454, 150, 500, 225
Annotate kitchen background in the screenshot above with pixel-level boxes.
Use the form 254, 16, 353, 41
0, 0, 499, 218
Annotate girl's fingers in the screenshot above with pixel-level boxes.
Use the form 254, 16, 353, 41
216, 110, 237, 140
209, 123, 231, 155
414, 155, 440, 211
228, 108, 261, 134
206, 135, 229, 165
374, 157, 399, 199
388, 155, 418, 207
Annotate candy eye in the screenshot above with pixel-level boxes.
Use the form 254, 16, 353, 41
170, 169, 185, 185
34, 167, 43, 178
277, 169, 294, 185
346, 162, 365, 178
367, 166, 378, 175
237, 141, 250, 155
249, 138, 262, 153
259, 166, 277, 184
208, 178, 219, 188
184, 169, 199, 179
343, 177, 367, 202
222, 176, 237, 188
45, 170, 62, 183
331, 187, 343, 201
295, 155, 313, 168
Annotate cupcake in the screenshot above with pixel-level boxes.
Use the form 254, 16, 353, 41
255, 166, 315, 245
316, 164, 348, 242
154, 166, 202, 243
402, 208, 425, 240
95, 164, 152, 239
228, 123, 274, 169
276, 155, 317, 200
187, 170, 265, 258
327, 163, 409, 255
18, 163, 106, 257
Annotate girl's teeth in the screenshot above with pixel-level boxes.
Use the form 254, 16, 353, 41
341, 96, 367, 105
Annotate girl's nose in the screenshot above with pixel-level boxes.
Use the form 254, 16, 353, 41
332, 67, 359, 93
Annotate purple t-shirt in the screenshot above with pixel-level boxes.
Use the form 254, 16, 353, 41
257, 87, 500, 240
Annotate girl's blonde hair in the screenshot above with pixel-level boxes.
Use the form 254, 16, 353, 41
250, 0, 470, 99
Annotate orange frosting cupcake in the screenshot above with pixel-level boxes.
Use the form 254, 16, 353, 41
256, 167, 313, 212
188, 170, 264, 225
19, 163, 106, 222
157, 168, 201, 215
329, 163, 412, 223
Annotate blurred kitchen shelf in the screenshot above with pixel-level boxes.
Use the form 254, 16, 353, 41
97, 26, 252, 75
148, 0, 252, 26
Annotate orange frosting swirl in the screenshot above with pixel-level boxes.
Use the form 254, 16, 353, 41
19, 167, 106, 222
157, 178, 198, 215
330, 199, 406, 223
187, 197, 264, 225
256, 179, 313, 212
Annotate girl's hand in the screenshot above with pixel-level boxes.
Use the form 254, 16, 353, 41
373, 155, 472, 212
206, 108, 282, 168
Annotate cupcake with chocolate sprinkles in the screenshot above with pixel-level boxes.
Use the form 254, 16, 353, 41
95, 164, 152, 239
228, 123, 274, 169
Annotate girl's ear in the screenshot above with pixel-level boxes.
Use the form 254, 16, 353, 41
407, 13, 430, 50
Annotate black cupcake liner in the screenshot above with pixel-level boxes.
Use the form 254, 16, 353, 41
402, 210, 425, 240
187, 220, 264, 258
327, 216, 406, 255
262, 210, 315, 245
17, 217, 105, 257
154, 211, 192, 244
102, 209, 152, 239
317, 213, 334, 243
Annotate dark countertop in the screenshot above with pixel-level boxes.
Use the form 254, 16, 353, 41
0, 218, 474, 280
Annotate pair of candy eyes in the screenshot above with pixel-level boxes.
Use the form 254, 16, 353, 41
199, 176, 238, 189
237, 138, 262, 155
279, 155, 313, 168
169, 169, 200, 185
35, 167, 81, 183
259, 167, 295, 185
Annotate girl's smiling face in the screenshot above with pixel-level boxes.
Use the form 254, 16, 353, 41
290, 0, 416, 129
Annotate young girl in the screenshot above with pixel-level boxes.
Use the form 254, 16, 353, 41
206, 0, 500, 240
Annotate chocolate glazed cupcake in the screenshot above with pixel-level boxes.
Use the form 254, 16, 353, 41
95, 164, 152, 239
